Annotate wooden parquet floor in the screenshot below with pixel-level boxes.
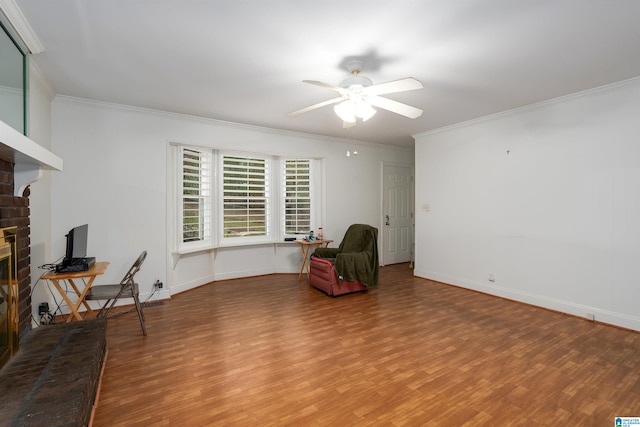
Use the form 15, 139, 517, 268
93, 263, 640, 426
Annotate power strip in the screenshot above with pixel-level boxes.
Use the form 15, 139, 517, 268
142, 301, 164, 308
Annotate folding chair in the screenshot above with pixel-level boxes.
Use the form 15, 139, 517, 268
85, 250, 147, 335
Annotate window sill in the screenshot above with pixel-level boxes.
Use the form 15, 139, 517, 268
173, 239, 300, 256
173, 245, 216, 256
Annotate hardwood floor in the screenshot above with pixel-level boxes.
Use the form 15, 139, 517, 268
93, 264, 640, 426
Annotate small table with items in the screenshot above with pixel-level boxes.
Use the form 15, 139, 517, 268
295, 239, 333, 281
41, 262, 109, 322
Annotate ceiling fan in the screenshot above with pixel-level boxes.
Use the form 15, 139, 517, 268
287, 60, 423, 128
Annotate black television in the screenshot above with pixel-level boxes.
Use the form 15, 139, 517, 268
64, 224, 89, 262
55, 224, 94, 272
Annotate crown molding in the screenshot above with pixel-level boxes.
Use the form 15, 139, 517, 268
0, 0, 44, 54
414, 75, 640, 139
53, 95, 409, 152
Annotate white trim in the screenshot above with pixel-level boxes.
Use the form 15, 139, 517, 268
53, 95, 412, 152
414, 75, 640, 139
168, 273, 216, 296
0, 118, 63, 169
415, 269, 640, 332
0, 0, 44, 53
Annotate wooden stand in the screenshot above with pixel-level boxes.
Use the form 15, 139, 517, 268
295, 240, 333, 281
42, 262, 109, 322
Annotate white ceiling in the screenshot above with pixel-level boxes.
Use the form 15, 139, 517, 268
12, 0, 640, 147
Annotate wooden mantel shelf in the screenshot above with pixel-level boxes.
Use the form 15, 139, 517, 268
0, 119, 63, 196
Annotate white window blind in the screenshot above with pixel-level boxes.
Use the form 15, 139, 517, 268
222, 155, 269, 238
173, 145, 320, 251
181, 147, 212, 245
283, 159, 311, 235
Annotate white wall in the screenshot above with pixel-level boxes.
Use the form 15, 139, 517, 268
27, 63, 56, 321
414, 77, 640, 331
50, 97, 413, 304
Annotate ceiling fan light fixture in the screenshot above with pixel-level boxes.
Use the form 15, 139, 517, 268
288, 60, 423, 126
334, 99, 356, 123
334, 96, 376, 123
356, 99, 376, 122
339, 76, 373, 90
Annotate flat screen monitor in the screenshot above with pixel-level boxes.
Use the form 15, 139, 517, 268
64, 224, 88, 261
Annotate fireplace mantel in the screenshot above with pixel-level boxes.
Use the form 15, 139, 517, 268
0, 120, 63, 196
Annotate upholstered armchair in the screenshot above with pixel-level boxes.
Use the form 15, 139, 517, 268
309, 224, 379, 296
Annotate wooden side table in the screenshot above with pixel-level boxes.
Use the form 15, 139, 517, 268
41, 262, 109, 322
295, 240, 333, 281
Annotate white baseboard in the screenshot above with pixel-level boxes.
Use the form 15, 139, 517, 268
169, 273, 216, 295
414, 268, 640, 332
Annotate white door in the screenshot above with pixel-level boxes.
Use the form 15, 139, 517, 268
382, 164, 413, 265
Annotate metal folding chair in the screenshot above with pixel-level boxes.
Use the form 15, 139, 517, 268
85, 250, 147, 335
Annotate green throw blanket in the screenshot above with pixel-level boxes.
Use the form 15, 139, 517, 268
312, 224, 379, 287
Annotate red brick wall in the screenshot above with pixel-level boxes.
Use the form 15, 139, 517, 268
0, 159, 31, 337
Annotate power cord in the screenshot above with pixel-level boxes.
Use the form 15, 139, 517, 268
38, 302, 54, 325
32, 263, 68, 326
34, 257, 163, 323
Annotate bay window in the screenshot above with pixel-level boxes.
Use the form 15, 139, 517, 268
174, 143, 320, 252
179, 146, 212, 249
283, 159, 311, 236
221, 154, 270, 241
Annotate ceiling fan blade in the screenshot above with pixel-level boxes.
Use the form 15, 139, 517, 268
363, 77, 423, 96
367, 95, 423, 119
287, 96, 344, 117
303, 80, 345, 93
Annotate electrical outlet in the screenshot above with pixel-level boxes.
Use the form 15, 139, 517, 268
488, 273, 496, 282
39, 302, 50, 315
154, 280, 163, 289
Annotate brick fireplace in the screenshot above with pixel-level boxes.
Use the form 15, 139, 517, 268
0, 158, 31, 367
0, 119, 63, 369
